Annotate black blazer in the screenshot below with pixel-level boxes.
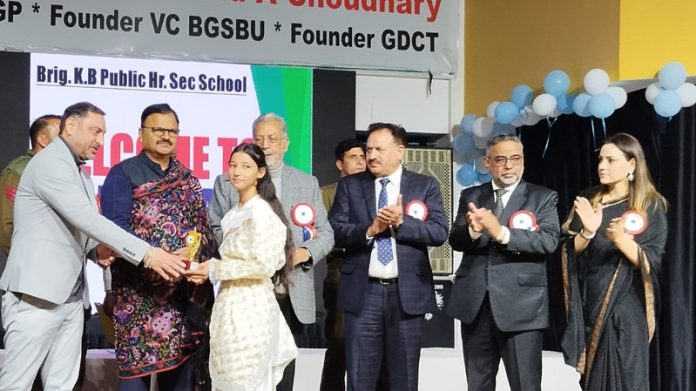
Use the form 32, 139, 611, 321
446, 180, 560, 332
329, 170, 449, 316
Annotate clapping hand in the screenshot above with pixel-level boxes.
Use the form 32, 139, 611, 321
606, 217, 634, 244
573, 197, 603, 235
466, 202, 485, 233
467, 202, 501, 237
378, 194, 403, 227
368, 195, 403, 236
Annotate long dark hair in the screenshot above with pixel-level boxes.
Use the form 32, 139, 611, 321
230, 143, 293, 288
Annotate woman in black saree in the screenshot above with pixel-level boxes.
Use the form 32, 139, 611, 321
560, 133, 668, 390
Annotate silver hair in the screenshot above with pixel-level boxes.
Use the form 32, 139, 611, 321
486, 133, 524, 155
252, 113, 288, 138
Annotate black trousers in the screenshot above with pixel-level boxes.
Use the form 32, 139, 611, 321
319, 280, 345, 391
460, 296, 543, 391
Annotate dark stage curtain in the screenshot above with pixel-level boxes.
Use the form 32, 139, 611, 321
518, 90, 695, 391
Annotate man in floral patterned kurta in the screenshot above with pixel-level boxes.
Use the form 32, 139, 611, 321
101, 104, 216, 390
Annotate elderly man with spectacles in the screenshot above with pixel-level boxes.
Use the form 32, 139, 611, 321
208, 112, 334, 391
446, 133, 560, 391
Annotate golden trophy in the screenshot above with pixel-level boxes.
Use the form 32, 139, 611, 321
185, 229, 201, 271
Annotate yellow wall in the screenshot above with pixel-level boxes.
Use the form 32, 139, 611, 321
464, 0, 696, 115
465, 0, 619, 114
619, 0, 696, 80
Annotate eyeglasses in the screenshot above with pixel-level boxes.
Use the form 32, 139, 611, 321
142, 127, 180, 137
254, 135, 286, 146
492, 155, 523, 167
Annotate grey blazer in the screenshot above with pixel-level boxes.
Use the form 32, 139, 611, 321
0, 138, 149, 305
209, 164, 334, 324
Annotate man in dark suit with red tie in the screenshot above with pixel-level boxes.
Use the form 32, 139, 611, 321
329, 123, 448, 391
447, 133, 560, 391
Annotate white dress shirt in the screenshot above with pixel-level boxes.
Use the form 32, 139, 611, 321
368, 166, 403, 278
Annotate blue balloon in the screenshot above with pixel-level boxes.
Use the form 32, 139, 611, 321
452, 133, 475, 156
588, 93, 615, 119
653, 90, 682, 117
544, 70, 570, 97
658, 62, 687, 90
556, 94, 576, 115
494, 101, 519, 125
456, 163, 477, 186
573, 92, 592, 117
476, 172, 492, 183
510, 84, 533, 108
459, 114, 477, 135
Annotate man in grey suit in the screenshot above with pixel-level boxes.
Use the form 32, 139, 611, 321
446, 133, 560, 391
209, 112, 334, 391
0, 102, 187, 390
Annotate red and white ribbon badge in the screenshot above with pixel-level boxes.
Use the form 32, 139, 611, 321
509, 210, 539, 231
405, 200, 428, 221
622, 210, 647, 235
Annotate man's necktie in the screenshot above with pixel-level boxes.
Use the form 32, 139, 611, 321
494, 188, 508, 220
376, 178, 393, 265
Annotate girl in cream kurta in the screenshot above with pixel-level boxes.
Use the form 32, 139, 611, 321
185, 142, 297, 390
206, 194, 297, 390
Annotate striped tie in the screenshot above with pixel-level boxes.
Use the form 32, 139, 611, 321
376, 178, 393, 265
494, 188, 508, 220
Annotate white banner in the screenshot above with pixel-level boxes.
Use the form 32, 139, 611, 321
30, 53, 261, 310
30, 53, 258, 192
1, 0, 460, 76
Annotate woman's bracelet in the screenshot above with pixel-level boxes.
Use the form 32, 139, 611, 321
579, 229, 596, 240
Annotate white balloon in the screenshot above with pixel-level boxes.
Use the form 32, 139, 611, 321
486, 101, 499, 118
521, 106, 541, 126
606, 86, 628, 109
676, 83, 696, 107
532, 94, 557, 117
473, 117, 494, 138
483, 118, 495, 134
474, 135, 488, 149
645, 82, 661, 104
584, 68, 610, 95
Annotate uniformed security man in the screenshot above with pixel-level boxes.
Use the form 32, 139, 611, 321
0, 114, 61, 258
